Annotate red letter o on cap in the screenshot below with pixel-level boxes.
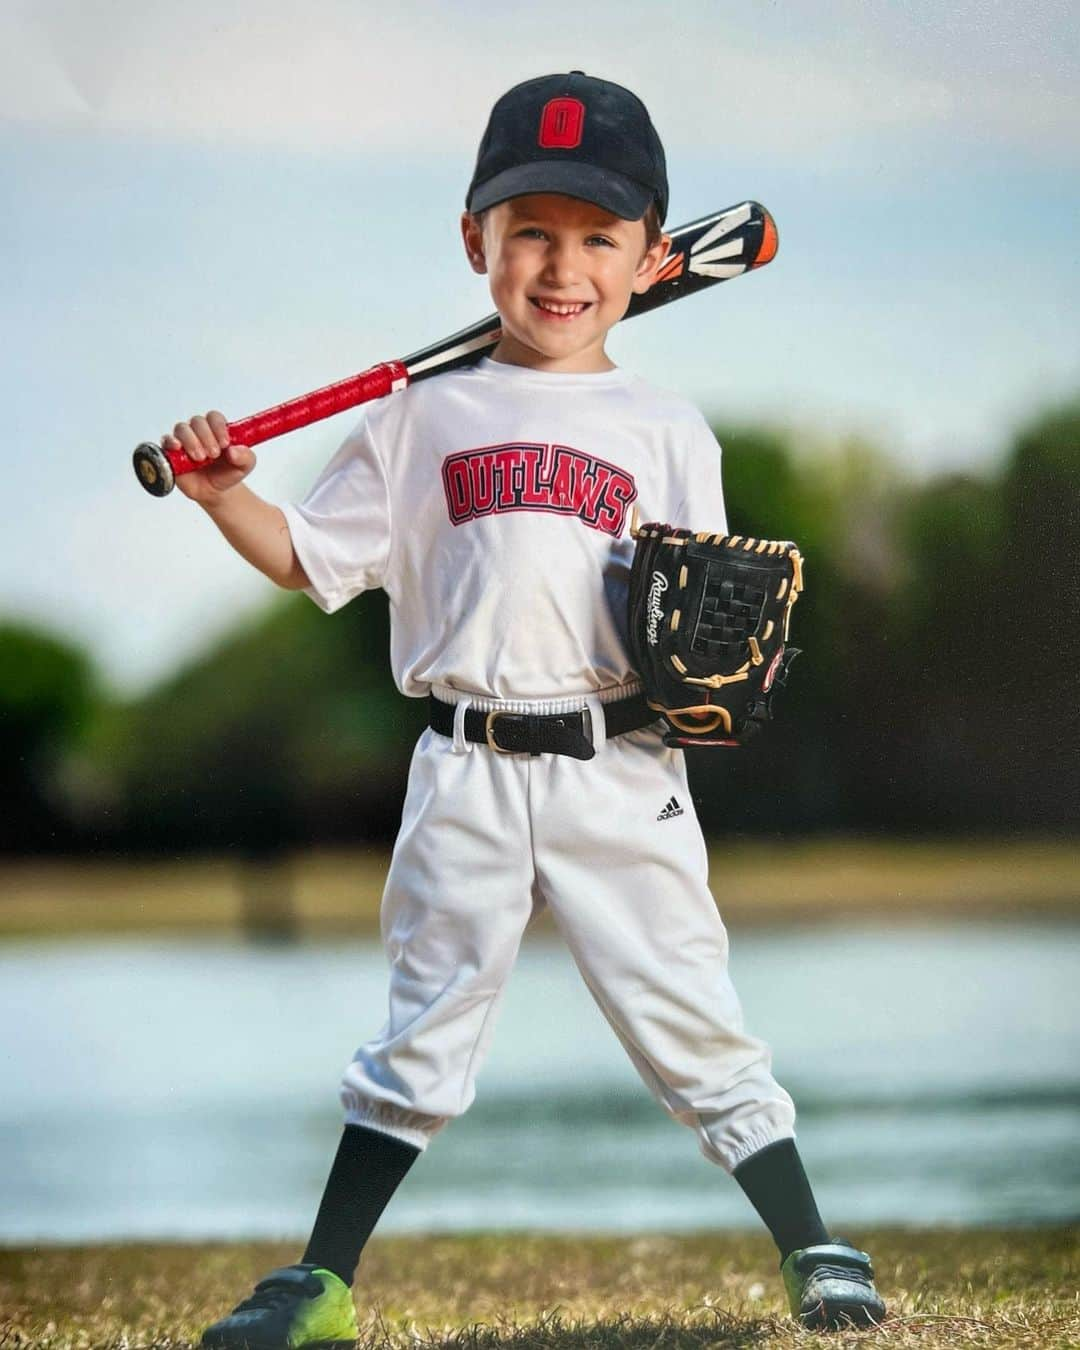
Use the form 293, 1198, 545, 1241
538, 97, 585, 149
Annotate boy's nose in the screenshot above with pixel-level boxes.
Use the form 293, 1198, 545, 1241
540, 242, 581, 287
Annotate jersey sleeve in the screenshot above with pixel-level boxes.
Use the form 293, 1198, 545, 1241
673, 412, 728, 533
280, 419, 392, 614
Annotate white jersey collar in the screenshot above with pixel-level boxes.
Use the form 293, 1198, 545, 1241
474, 355, 633, 388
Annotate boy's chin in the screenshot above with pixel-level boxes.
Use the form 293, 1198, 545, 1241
497, 328, 611, 372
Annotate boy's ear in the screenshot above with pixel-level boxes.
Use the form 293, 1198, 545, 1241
631, 232, 673, 296
461, 212, 488, 275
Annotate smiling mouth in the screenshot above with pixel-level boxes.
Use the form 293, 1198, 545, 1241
530, 298, 591, 318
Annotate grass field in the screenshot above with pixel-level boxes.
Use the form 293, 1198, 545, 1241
1, 838, 1078, 939
1, 1230, 1076, 1350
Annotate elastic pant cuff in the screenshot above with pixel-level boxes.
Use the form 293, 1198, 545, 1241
341, 1097, 447, 1152
715, 1127, 798, 1174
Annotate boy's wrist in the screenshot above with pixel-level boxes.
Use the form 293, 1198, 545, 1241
197, 483, 249, 517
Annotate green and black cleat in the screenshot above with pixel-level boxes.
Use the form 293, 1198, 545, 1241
781, 1239, 886, 1330
201, 1263, 359, 1350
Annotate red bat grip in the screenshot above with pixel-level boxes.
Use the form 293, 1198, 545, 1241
165, 360, 409, 478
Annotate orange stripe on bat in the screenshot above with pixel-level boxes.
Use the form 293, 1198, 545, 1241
654, 252, 685, 283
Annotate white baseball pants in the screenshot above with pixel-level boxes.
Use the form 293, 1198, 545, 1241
340, 693, 796, 1173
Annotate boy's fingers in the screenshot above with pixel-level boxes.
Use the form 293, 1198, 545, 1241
207, 410, 230, 449
189, 414, 220, 458
173, 421, 205, 461
226, 444, 254, 469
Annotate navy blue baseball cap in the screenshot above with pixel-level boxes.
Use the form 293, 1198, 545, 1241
467, 72, 669, 224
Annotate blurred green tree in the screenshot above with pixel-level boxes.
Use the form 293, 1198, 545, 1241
885, 471, 1006, 826
101, 587, 426, 853
0, 622, 101, 850
996, 398, 1080, 826
878, 398, 1080, 831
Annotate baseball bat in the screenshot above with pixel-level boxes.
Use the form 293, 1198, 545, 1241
133, 200, 778, 497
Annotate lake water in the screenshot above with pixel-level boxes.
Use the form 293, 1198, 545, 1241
1, 921, 1078, 1243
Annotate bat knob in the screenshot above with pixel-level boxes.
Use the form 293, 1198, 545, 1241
133, 442, 175, 497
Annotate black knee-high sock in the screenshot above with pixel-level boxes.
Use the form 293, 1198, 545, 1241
732, 1138, 829, 1264
302, 1124, 420, 1286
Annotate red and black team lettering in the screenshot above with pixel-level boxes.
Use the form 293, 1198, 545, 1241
442, 443, 637, 537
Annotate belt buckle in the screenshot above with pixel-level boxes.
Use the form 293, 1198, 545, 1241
485, 709, 517, 754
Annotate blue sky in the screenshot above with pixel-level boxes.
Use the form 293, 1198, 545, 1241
3, 0, 1078, 693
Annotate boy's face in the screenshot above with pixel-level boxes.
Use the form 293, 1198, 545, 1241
461, 194, 670, 373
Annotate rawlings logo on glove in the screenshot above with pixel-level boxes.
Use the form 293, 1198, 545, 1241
645, 571, 668, 646
627, 512, 804, 748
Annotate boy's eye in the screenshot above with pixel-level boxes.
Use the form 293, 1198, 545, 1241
512, 227, 616, 246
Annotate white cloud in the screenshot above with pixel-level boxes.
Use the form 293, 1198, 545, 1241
1, 0, 1076, 160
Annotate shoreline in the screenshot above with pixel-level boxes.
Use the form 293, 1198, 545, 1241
1, 836, 1077, 939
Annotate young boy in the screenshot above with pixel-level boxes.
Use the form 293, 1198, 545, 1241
171, 73, 886, 1342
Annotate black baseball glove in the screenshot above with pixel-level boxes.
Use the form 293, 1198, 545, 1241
627, 516, 804, 747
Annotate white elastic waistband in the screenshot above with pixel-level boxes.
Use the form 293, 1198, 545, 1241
428, 680, 643, 716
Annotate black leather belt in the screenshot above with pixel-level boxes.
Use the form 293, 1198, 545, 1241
429, 693, 657, 760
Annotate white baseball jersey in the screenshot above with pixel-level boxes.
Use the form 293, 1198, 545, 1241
282, 357, 728, 703
281, 355, 797, 1173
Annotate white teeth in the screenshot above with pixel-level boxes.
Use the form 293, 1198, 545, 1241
534, 298, 586, 315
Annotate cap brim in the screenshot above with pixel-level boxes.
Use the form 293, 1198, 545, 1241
468, 160, 653, 220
